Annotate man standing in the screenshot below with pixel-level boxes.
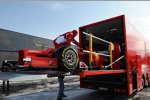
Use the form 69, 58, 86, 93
57, 74, 66, 100
54, 30, 81, 100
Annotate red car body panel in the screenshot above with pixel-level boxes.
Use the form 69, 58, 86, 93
18, 48, 57, 68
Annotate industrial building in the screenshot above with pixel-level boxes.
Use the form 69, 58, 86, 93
0, 28, 54, 67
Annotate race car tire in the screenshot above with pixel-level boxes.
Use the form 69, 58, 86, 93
56, 46, 79, 72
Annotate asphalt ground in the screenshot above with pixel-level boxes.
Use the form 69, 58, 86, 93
0, 71, 150, 100
1, 79, 150, 100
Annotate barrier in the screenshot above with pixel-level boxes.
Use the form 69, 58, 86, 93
83, 32, 113, 69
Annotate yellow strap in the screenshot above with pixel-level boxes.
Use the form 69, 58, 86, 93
109, 42, 113, 69
89, 32, 93, 67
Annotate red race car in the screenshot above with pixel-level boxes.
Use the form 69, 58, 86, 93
18, 46, 80, 72
17, 45, 107, 72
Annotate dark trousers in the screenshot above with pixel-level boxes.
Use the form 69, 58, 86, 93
58, 76, 64, 97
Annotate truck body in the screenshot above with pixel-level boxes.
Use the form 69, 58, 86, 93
78, 15, 150, 95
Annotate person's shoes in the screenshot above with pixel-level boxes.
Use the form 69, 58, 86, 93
61, 94, 67, 97
57, 97, 63, 100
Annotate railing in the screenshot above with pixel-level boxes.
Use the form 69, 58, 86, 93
82, 32, 113, 69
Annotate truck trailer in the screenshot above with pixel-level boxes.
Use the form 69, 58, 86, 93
78, 15, 150, 95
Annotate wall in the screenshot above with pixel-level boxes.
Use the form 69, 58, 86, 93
0, 28, 54, 67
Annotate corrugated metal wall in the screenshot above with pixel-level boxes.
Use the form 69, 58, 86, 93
0, 28, 54, 67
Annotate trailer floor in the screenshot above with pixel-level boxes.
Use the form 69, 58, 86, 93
1, 83, 150, 100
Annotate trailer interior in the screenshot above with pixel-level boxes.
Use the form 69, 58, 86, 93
80, 16, 126, 70
79, 15, 129, 93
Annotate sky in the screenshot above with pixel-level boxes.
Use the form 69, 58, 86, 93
0, 1, 150, 41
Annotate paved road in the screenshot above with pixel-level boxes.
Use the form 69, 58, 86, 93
1, 84, 150, 100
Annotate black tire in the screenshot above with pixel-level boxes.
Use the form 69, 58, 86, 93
146, 74, 149, 87
1, 66, 10, 72
56, 46, 79, 72
142, 75, 146, 89
1, 66, 4, 72
28, 65, 34, 71
142, 78, 145, 89
142, 75, 149, 88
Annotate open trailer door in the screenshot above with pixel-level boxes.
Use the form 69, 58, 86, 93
79, 15, 132, 93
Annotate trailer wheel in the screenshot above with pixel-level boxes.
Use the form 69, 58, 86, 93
56, 46, 79, 72
146, 74, 149, 87
142, 75, 146, 89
